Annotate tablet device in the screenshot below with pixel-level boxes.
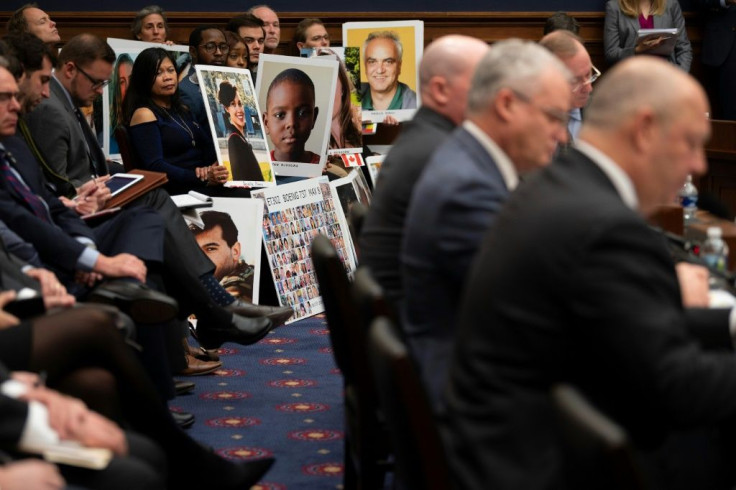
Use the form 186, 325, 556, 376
104, 173, 144, 197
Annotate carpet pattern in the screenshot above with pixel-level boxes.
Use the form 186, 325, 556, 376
174, 314, 346, 489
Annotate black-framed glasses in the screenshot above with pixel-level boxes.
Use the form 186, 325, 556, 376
75, 64, 110, 90
512, 89, 570, 127
198, 42, 229, 54
572, 65, 601, 93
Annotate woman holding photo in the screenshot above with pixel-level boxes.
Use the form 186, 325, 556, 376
217, 80, 265, 181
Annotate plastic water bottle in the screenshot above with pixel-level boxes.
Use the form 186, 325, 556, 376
678, 175, 698, 224
701, 227, 729, 272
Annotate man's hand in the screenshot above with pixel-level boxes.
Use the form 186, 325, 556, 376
675, 262, 711, 307
22, 387, 88, 440
0, 460, 65, 490
93, 254, 147, 283
72, 177, 112, 216
72, 410, 128, 456
24, 268, 75, 309
75, 271, 104, 288
0, 290, 20, 329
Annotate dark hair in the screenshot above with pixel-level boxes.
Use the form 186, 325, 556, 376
3, 32, 51, 73
0, 44, 23, 80
543, 12, 580, 35
122, 47, 184, 124
6, 3, 37, 36
189, 25, 224, 49
318, 48, 361, 148
217, 80, 237, 107
266, 68, 314, 105
57, 34, 116, 69
291, 18, 324, 55
224, 30, 251, 67
110, 53, 133, 136
194, 210, 239, 247
131, 5, 169, 40
226, 14, 264, 35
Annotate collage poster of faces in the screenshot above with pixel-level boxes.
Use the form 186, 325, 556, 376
342, 21, 424, 124
184, 197, 264, 305
104, 38, 189, 160
252, 176, 358, 324
255, 54, 338, 178
196, 65, 276, 188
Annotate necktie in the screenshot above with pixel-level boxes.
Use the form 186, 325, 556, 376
73, 107, 108, 178
0, 150, 51, 223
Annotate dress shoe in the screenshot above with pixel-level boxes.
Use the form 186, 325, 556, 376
175, 380, 195, 395
170, 409, 195, 429
185, 340, 220, 362
178, 354, 222, 376
87, 280, 178, 324
226, 299, 293, 326
196, 314, 274, 350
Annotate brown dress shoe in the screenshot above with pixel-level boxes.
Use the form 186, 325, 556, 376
178, 354, 222, 376
185, 340, 220, 362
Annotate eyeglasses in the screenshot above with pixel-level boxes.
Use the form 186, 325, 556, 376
512, 89, 570, 127
199, 43, 230, 54
572, 65, 601, 93
0, 91, 20, 104
75, 64, 110, 90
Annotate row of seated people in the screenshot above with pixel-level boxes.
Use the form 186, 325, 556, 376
356, 25, 736, 490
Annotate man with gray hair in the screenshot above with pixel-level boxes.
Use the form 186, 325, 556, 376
401, 39, 572, 409
248, 5, 280, 54
360, 35, 489, 312
443, 56, 736, 489
360, 30, 417, 111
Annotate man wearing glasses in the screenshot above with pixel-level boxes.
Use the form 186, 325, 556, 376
24, 33, 114, 187
400, 40, 572, 410
540, 30, 599, 142
179, 25, 229, 131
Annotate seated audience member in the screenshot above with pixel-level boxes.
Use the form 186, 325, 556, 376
543, 11, 581, 35
224, 30, 249, 70
540, 30, 598, 142
402, 40, 571, 409
226, 14, 266, 81
441, 56, 736, 490
248, 5, 281, 54
696, 0, 736, 120
125, 47, 228, 193
217, 80, 265, 181
263, 68, 320, 163
0, 295, 274, 489
179, 25, 227, 130
359, 36, 489, 311
604, 0, 692, 71
131, 5, 172, 45
6, 4, 60, 45
291, 18, 330, 56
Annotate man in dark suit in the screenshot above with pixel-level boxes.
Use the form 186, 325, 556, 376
695, 0, 736, 120
359, 35, 489, 311
442, 56, 736, 489
401, 40, 572, 408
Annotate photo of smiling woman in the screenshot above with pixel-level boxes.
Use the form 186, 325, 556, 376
218, 81, 265, 181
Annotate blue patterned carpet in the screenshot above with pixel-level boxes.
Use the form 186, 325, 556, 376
173, 314, 345, 489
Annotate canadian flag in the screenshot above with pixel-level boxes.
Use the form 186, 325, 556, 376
341, 153, 365, 167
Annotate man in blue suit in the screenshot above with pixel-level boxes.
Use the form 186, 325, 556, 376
401, 39, 572, 408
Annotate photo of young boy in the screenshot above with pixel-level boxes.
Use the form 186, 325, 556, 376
256, 54, 339, 178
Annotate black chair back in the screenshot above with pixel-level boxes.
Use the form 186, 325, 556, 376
114, 125, 141, 172
552, 384, 648, 490
368, 316, 454, 490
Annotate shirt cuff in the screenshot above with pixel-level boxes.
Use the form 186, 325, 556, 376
76, 247, 100, 272
0, 380, 60, 451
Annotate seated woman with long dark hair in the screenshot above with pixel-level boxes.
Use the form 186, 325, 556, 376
123, 47, 232, 195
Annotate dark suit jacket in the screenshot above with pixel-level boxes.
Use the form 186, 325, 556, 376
0, 361, 28, 449
694, 0, 736, 67
359, 106, 456, 307
24, 77, 106, 188
401, 126, 510, 408
604, 0, 692, 71
441, 147, 736, 490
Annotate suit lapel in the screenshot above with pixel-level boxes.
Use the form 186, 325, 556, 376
456, 128, 511, 194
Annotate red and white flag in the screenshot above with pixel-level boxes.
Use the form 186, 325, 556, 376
341, 153, 365, 167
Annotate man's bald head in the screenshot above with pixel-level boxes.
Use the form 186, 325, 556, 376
581, 56, 710, 215
418, 35, 489, 124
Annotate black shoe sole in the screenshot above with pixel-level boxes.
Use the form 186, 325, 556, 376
88, 288, 178, 324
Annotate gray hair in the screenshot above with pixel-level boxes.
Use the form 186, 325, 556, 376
131, 5, 169, 38
466, 38, 571, 115
363, 31, 403, 63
